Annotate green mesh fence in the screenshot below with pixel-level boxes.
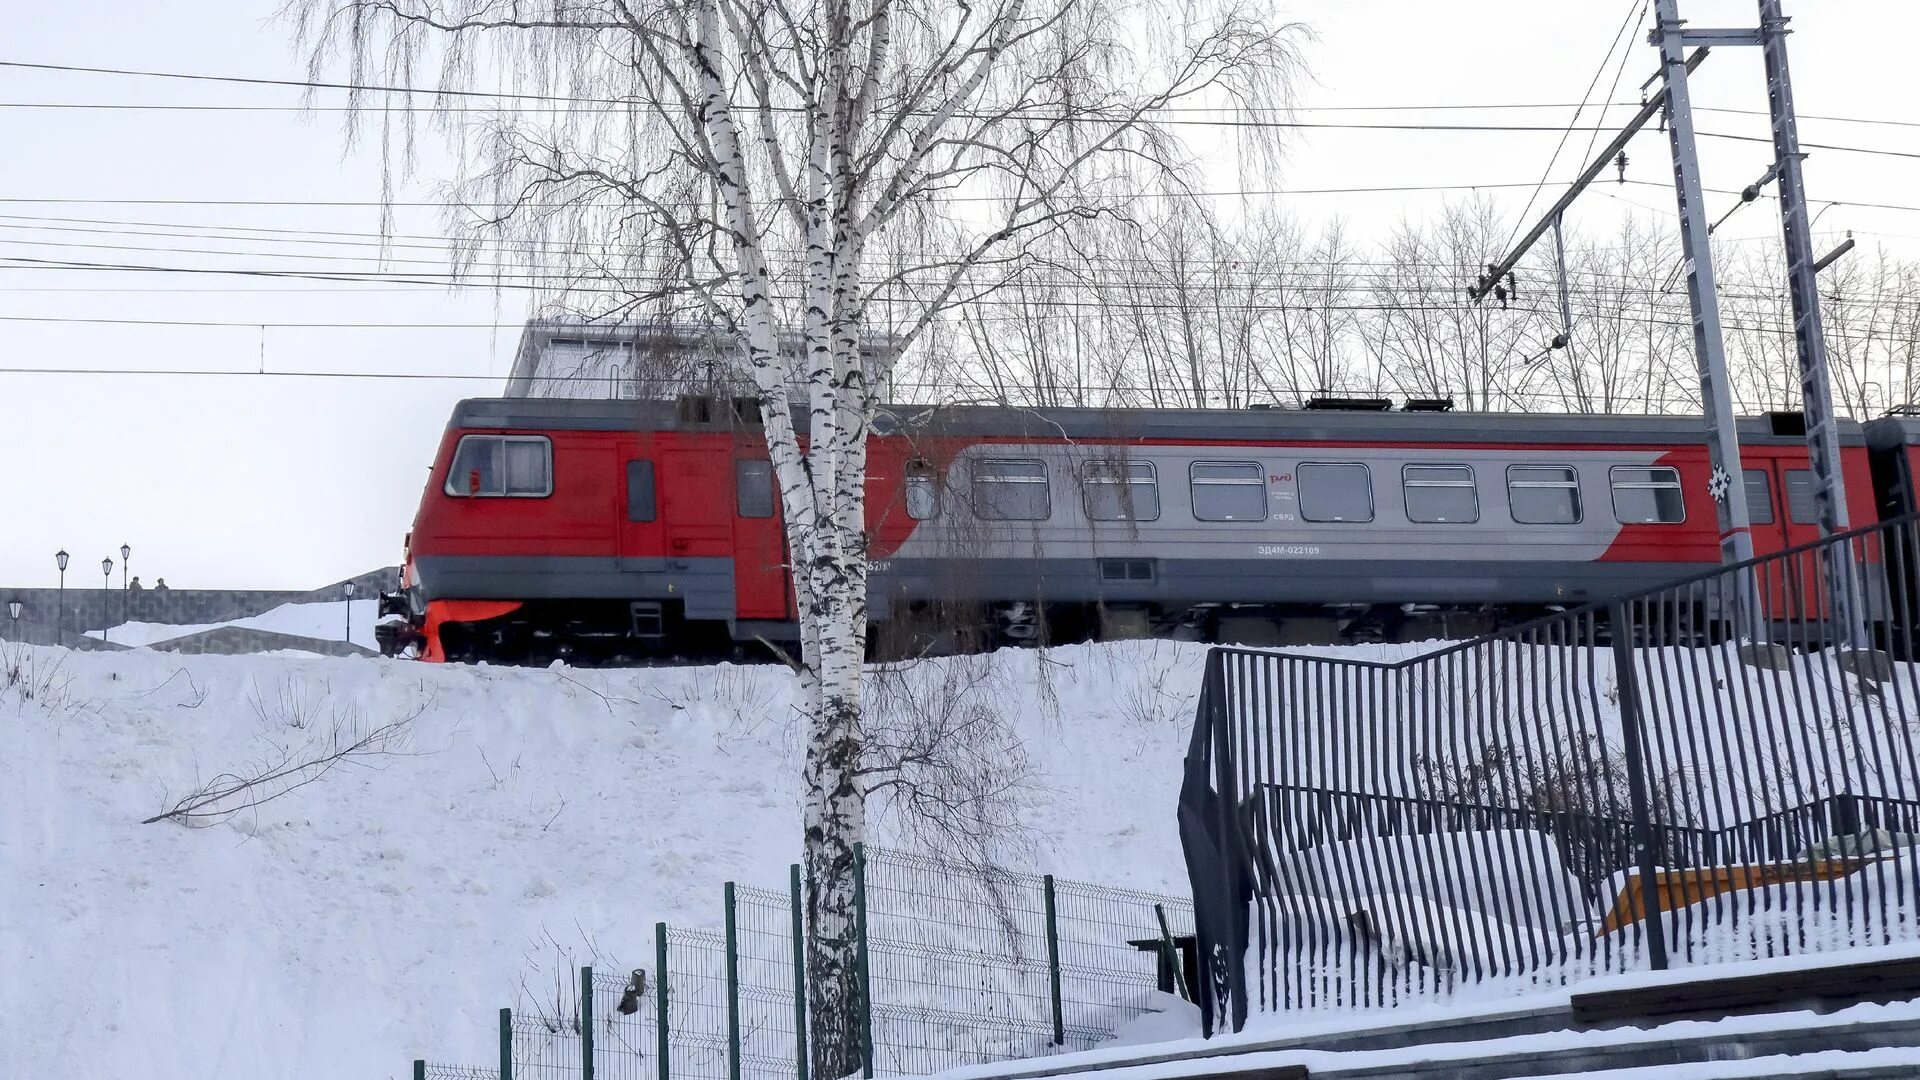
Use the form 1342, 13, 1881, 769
422, 1065, 499, 1080
590, 967, 658, 1080
859, 848, 1191, 1075
511, 1013, 584, 1080
732, 883, 806, 1080
1051, 879, 1193, 1044
422, 849, 1192, 1080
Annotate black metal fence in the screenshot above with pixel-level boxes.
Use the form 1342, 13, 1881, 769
1181, 512, 1920, 1033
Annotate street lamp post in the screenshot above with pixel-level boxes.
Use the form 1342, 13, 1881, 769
54, 550, 69, 647
344, 580, 356, 645
101, 558, 114, 645
8, 600, 20, 640
120, 543, 131, 627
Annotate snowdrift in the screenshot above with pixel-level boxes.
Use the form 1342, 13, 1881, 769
1, 640, 1208, 1080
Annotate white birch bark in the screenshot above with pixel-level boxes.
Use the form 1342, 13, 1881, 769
293, 1, 1303, 1074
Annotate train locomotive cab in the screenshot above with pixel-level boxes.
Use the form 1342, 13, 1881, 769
378, 397, 794, 664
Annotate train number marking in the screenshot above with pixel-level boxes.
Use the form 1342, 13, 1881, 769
1257, 544, 1321, 557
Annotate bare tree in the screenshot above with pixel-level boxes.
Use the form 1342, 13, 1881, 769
290, 2, 1302, 1071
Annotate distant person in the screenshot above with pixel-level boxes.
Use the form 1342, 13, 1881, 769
129, 577, 143, 592
154, 578, 170, 592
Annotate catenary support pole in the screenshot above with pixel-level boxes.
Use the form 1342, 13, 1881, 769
1757, 0, 1866, 648
1653, 0, 1765, 640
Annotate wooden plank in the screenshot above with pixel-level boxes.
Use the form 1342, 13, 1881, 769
1573, 955, 1920, 1024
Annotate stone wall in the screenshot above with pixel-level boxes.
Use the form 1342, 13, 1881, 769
0, 567, 399, 647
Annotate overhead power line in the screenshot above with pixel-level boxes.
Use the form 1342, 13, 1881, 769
0, 58, 1912, 128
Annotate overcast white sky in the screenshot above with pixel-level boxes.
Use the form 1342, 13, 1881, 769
3, 1, 1917, 588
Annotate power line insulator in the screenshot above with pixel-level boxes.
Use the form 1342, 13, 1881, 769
1615, 151, 1629, 184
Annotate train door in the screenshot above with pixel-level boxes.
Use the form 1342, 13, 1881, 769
731, 454, 794, 621
661, 446, 733, 557
618, 437, 664, 569
1757, 457, 1828, 620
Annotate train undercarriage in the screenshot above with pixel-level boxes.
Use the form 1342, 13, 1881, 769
377, 590, 1595, 666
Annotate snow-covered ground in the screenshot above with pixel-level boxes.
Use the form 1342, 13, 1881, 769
85, 598, 380, 651
2, 639, 1214, 1080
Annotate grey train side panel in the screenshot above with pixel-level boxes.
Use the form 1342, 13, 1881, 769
412, 555, 738, 621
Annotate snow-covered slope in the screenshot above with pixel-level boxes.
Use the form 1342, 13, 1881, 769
1, 640, 1221, 1080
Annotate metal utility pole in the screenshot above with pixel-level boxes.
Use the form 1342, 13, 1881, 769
1648, 0, 1863, 646
1758, 0, 1847, 538
1650, 0, 1760, 589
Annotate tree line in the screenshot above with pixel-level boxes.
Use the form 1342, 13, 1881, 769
896, 197, 1920, 419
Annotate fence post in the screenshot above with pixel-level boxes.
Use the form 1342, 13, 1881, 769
414, 1059, 426, 1080
656, 923, 671, 1080
1612, 602, 1671, 971
724, 882, 742, 1080
499, 1007, 513, 1080
1831, 793, 1863, 837
1042, 873, 1064, 1046
853, 842, 874, 1080
790, 863, 810, 1080
581, 966, 595, 1080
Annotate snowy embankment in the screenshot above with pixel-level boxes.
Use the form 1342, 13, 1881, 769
1, 639, 1223, 1080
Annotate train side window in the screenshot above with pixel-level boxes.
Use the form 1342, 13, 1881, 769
971, 459, 1050, 520
1744, 469, 1775, 524
1403, 464, 1478, 523
626, 460, 657, 522
1785, 469, 1820, 524
1610, 466, 1686, 524
904, 460, 941, 520
1190, 461, 1266, 522
735, 459, 775, 518
1082, 460, 1160, 521
1507, 465, 1582, 524
1297, 463, 1374, 522
446, 435, 552, 498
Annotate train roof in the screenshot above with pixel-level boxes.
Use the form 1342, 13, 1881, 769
448, 397, 1865, 447
1866, 415, 1920, 451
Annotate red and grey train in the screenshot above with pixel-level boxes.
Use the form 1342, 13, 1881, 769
374, 396, 1920, 663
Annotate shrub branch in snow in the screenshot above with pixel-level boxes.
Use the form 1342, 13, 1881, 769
863, 658, 1035, 867
142, 694, 429, 827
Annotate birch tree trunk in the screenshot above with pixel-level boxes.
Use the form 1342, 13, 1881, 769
293, 2, 1303, 1072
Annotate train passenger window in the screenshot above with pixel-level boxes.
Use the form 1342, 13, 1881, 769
1189, 461, 1266, 522
1402, 464, 1479, 523
1785, 469, 1821, 524
1082, 460, 1160, 521
626, 460, 657, 522
1744, 470, 1775, 525
971, 459, 1050, 520
735, 459, 775, 518
446, 435, 553, 498
1610, 466, 1686, 524
1507, 465, 1582, 524
904, 461, 941, 520
1297, 463, 1374, 522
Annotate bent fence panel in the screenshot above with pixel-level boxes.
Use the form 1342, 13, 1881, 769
1182, 513, 1920, 1032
